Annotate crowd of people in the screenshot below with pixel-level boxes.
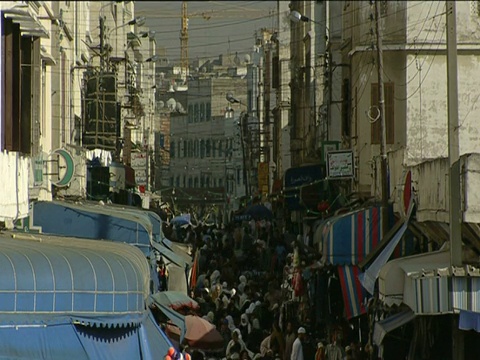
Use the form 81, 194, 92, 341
160, 218, 370, 360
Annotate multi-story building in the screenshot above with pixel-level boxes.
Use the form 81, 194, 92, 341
165, 74, 247, 219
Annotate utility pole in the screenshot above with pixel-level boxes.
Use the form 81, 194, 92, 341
446, 1, 463, 359
374, 1, 389, 235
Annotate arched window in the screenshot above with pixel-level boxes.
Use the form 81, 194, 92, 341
188, 105, 193, 123
194, 104, 199, 122
206, 103, 211, 121
194, 140, 199, 157
188, 140, 193, 157
200, 103, 205, 121
200, 140, 205, 159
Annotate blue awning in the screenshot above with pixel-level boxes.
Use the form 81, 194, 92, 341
152, 241, 188, 268
0, 309, 173, 359
0, 232, 149, 326
154, 302, 186, 342
32, 201, 153, 255
373, 310, 415, 345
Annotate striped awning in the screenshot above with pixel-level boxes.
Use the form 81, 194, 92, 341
0, 231, 149, 326
338, 265, 368, 319
321, 207, 383, 265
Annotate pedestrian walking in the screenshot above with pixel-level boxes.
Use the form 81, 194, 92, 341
290, 327, 306, 360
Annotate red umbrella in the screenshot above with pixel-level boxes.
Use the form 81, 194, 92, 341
167, 315, 224, 351
151, 291, 199, 311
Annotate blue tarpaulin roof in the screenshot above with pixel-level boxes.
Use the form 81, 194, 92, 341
32, 201, 153, 255
0, 232, 149, 325
0, 309, 173, 359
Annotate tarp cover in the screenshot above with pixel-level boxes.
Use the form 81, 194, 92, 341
0, 309, 173, 359
0, 232, 149, 325
32, 201, 153, 255
373, 310, 415, 345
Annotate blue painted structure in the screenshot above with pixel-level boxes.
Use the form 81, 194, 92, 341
0, 232, 172, 359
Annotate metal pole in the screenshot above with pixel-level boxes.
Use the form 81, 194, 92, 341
99, 16, 105, 71
374, 1, 389, 235
446, 0, 462, 266
240, 112, 249, 198
446, 1, 463, 357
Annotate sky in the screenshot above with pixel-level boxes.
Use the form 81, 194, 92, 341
135, 1, 278, 65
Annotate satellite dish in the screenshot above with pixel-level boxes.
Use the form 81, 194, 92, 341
244, 54, 251, 64
175, 101, 185, 113
166, 98, 176, 110
158, 100, 165, 108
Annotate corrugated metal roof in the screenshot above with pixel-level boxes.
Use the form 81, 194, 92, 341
0, 231, 149, 326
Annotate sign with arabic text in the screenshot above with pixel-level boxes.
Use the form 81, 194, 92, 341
327, 150, 354, 179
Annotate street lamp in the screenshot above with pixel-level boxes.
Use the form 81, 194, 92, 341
290, 10, 319, 24
145, 55, 160, 63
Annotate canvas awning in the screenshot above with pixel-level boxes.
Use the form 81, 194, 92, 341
373, 310, 415, 345
359, 200, 414, 294
0, 308, 172, 359
32, 201, 153, 255
378, 250, 450, 307
318, 207, 384, 265
155, 302, 186, 342
0, 232, 149, 325
338, 265, 368, 319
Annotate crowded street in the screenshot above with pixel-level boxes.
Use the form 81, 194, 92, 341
150, 208, 371, 360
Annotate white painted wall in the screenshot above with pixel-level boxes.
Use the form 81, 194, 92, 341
0, 152, 29, 223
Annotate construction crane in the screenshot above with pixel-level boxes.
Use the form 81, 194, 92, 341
180, 1, 188, 83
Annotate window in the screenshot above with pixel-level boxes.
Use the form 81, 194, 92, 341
371, 82, 394, 144
219, 178, 223, 187
200, 175, 205, 188
219, 140, 223, 157
194, 104, 199, 122
206, 176, 210, 187
200, 103, 205, 121
170, 141, 175, 157
188, 177, 193, 187
176, 176, 180, 187
206, 103, 211, 121
213, 178, 217, 187
194, 139, 199, 157
212, 141, 216, 158
200, 140, 205, 158
188, 140, 193, 157
206, 140, 211, 157
183, 140, 187, 157
194, 177, 199, 188
183, 176, 186, 187
178, 142, 182, 158
188, 105, 193, 123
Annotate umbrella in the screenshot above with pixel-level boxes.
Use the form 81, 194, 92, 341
167, 315, 224, 351
170, 214, 192, 226
244, 204, 273, 220
151, 291, 199, 311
